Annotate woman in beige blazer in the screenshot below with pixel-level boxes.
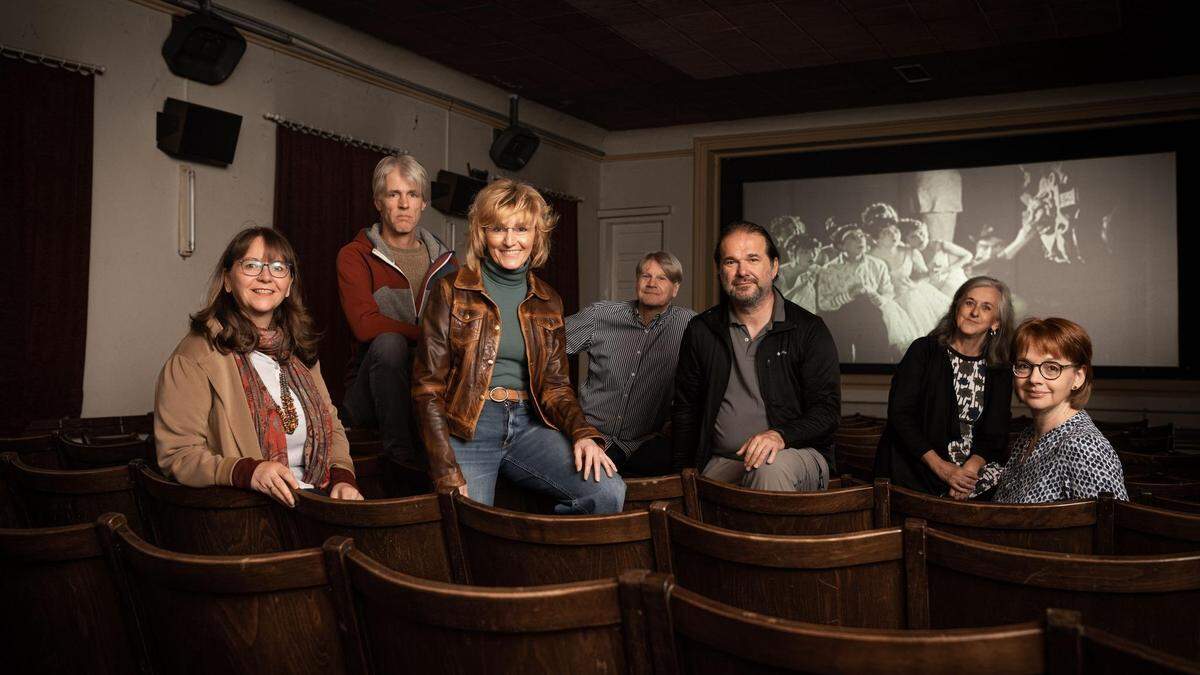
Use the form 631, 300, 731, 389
154, 227, 360, 506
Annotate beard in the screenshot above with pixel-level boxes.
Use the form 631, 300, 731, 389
724, 276, 769, 309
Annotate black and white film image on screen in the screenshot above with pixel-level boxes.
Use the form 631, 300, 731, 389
743, 152, 1178, 367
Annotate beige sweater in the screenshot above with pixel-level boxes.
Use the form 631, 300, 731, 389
154, 330, 353, 487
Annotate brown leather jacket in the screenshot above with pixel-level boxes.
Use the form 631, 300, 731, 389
413, 265, 601, 491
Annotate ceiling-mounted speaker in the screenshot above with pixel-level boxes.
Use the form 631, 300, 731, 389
431, 170, 487, 218
157, 98, 242, 167
162, 10, 246, 85
490, 96, 540, 171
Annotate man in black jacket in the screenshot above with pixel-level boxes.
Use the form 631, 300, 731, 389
672, 221, 842, 491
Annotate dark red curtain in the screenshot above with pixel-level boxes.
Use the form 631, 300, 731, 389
273, 126, 386, 405
540, 196, 580, 317
0, 60, 94, 429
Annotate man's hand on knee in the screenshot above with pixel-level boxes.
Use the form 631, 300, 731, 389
736, 430, 785, 471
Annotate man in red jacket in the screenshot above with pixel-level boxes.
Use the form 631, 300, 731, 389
337, 154, 457, 464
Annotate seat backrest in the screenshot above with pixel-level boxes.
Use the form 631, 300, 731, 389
0, 522, 139, 674
57, 433, 152, 469
624, 474, 684, 512
649, 502, 907, 627
890, 483, 1099, 553
1112, 500, 1200, 555
97, 513, 348, 675
834, 442, 877, 482
1139, 494, 1200, 515
443, 492, 655, 586
291, 490, 452, 581
128, 460, 295, 554
325, 538, 649, 674
3, 452, 141, 531
683, 469, 884, 535
637, 573, 1045, 675
1127, 478, 1200, 502
907, 519, 1200, 661
1118, 450, 1200, 479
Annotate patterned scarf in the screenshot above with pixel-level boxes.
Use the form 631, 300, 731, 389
233, 329, 334, 488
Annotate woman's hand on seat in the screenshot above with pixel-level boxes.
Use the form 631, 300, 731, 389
574, 438, 616, 482
250, 461, 299, 507
331, 482, 364, 501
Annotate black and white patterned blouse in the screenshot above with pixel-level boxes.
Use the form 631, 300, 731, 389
992, 410, 1129, 503
945, 349, 986, 464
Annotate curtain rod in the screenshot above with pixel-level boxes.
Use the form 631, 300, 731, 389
1, 43, 106, 75
155, 0, 605, 160
264, 113, 407, 156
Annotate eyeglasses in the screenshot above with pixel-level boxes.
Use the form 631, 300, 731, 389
1013, 360, 1077, 380
482, 225, 532, 237
235, 258, 293, 278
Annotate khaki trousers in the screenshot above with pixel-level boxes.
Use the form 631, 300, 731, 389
702, 447, 829, 492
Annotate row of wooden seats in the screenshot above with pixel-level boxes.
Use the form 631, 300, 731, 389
651, 502, 1200, 659
6, 451, 1200, 560
5, 514, 1195, 674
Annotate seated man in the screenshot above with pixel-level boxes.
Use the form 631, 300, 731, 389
337, 154, 456, 463
566, 252, 696, 477
672, 221, 841, 491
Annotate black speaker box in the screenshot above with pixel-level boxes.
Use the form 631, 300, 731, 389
162, 12, 246, 85
490, 126, 540, 171
431, 170, 486, 218
156, 98, 242, 167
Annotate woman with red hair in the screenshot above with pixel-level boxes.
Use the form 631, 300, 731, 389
992, 317, 1127, 503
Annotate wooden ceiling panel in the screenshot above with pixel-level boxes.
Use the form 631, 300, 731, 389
283, 0, 1194, 130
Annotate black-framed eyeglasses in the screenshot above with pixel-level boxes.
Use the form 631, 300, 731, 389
1013, 360, 1077, 380
235, 258, 293, 278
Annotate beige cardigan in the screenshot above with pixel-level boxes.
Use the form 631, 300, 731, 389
154, 330, 353, 487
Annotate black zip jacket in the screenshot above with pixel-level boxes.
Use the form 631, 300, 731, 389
873, 335, 1013, 495
671, 297, 842, 471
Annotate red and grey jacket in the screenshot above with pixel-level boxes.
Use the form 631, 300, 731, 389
337, 224, 457, 384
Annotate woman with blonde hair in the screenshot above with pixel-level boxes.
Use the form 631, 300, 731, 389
155, 227, 360, 506
413, 179, 625, 513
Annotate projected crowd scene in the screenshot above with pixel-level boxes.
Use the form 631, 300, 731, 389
743, 153, 1179, 367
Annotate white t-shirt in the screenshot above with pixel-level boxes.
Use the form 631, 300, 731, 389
248, 351, 313, 489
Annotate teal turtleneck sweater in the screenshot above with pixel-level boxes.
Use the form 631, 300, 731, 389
481, 256, 530, 390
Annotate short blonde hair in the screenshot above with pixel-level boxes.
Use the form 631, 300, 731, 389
465, 178, 557, 271
372, 154, 429, 202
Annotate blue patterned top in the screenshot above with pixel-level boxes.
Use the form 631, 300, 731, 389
993, 410, 1128, 503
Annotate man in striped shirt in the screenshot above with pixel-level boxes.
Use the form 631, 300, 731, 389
566, 252, 696, 476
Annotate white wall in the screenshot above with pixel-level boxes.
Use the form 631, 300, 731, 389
1, 0, 603, 417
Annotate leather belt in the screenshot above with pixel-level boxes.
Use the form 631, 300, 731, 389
487, 386, 530, 403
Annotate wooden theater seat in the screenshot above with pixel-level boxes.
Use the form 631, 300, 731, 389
682, 468, 887, 535
906, 519, 1200, 661
441, 492, 656, 585
0, 522, 138, 674
97, 513, 350, 675
128, 459, 295, 554
56, 432, 152, 469
1111, 500, 1200, 555
2, 452, 141, 531
649, 502, 907, 627
888, 481, 1101, 553
324, 537, 650, 674
291, 490, 453, 581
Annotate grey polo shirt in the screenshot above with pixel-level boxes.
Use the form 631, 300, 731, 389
711, 289, 786, 458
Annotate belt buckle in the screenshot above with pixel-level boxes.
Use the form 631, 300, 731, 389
488, 386, 509, 403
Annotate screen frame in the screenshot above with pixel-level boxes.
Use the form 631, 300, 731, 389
694, 100, 1200, 378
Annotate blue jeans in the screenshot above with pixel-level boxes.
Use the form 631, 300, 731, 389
450, 400, 626, 514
